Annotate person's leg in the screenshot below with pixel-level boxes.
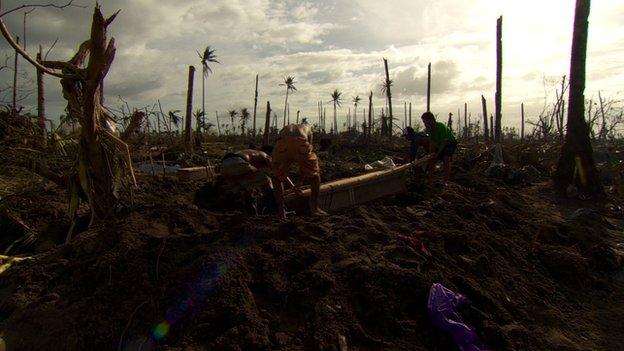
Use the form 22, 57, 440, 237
308, 174, 327, 215
426, 156, 437, 176
443, 156, 452, 180
273, 177, 286, 220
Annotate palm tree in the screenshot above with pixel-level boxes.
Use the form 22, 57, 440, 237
330, 89, 343, 133
228, 109, 238, 134
380, 78, 394, 137
280, 76, 297, 128
240, 107, 250, 136
168, 110, 182, 131
352, 95, 361, 131
193, 109, 205, 136
197, 46, 219, 134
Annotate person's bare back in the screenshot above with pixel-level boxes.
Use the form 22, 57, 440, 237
234, 149, 272, 169
278, 124, 312, 144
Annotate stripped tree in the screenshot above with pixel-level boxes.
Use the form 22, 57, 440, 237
185, 65, 195, 151
382, 58, 393, 138
352, 95, 361, 132
0, 5, 137, 226
494, 16, 503, 142
553, 0, 603, 197
481, 95, 488, 142
252, 74, 258, 139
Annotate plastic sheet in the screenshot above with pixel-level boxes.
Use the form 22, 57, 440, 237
427, 283, 485, 351
364, 156, 396, 171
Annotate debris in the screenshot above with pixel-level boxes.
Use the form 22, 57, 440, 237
338, 334, 348, 351
567, 208, 599, 220
364, 156, 396, 171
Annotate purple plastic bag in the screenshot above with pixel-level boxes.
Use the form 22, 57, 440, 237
427, 283, 485, 351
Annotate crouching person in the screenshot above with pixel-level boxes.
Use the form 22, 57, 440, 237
421, 112, 458, 180
220, 149, 273, 215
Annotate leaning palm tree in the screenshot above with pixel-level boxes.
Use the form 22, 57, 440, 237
280, 76, 297, 128
197, 46, 219, 135
352, 95, 361, 131
228, 109, 238, 134
240, 107, 250, 136
330, 89, 343, 134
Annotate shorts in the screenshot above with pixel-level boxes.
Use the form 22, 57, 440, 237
272, 136, 320, 180
221, 156, 272, 192
436, 142, 457, 160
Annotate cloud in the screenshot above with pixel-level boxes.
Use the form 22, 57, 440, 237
393, 60, 459, 97
0, 0, 622, 132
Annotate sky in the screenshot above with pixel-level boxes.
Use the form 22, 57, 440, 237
0, 0, 623, 133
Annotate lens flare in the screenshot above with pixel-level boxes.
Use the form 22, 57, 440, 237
150, 262, 229, 342
152, 321, 170, 340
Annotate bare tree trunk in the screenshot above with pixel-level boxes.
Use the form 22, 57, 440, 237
409, 102, 412, 127
263, 101, 271, 145
490, 114, 494, 141
185, 65, 195, 152
554, 0, 603, 197
202, 69, 205, 136
253, 74, 258, 139
383, 58, 393, 138
333, 101, 337, 134
215, 111, 221, 136
495, 16, 503, 143
296, 110, 300, 124
283, 89, 289, 128
36, 47, 46, 147
457, 108, 461, 136
521, 102, 525, 142
464, 102, 468, 138
368, 91, 373, 137
426, 62, 431, 112
481, 95, 488, 142
12, 36, 19, 115
403, 102, 407, 128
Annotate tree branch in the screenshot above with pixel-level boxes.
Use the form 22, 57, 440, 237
0, 17, 71, 78
0, 0, 85, 18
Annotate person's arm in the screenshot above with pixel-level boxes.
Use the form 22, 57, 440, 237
285, 176, 303, 195
434, 141, 447, 158
307, 126, 313, 145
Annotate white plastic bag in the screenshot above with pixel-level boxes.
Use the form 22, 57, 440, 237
364, 156, 396, 171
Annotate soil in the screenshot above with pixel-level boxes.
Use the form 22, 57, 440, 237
0, 140, 623, 351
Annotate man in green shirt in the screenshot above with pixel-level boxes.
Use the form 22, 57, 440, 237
421, 112, 458, 180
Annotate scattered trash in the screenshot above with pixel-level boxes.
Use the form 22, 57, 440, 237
397, 228, 437, 257
364, 156, 396, 171
427, 283, 485, 351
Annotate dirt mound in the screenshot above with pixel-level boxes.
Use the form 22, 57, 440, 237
1, 165, 623, 350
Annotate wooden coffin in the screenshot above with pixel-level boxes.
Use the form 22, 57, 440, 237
286, 157, 427, 214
